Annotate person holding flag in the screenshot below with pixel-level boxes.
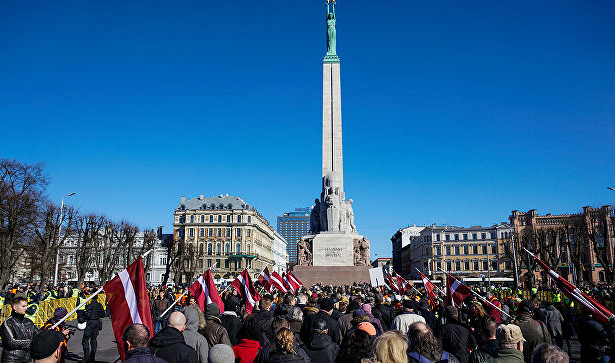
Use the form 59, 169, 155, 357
417, 270, 437, 310
231, 269, 262, 315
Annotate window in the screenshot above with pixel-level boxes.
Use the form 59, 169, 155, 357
481, 232, 486, 239
246, 229, 251, 238
472, 233, 477, 239
198, 259, 203, 268
208, 228, 213, 237
218, 215, 222, 223
200, 215, 205, 223
189, 228, 194, 237
505, 260, 512, 269
464, 246, 469, 254
226, 215, 231, 222
483, 244, 488, 254
446, 235, 450, 241
437, 234, 440, 241
209, 215, 214, 223
490, 232, 496, 239
491, 245, 497, 254
491, 260, 498, 270
463, 233, 468, 240
464, 261, 470, 270
217, 228, 222, 237
216, 244, 221, 254
435, 246, 441, 255
455, 245, 460, 255
225, 259, 230, 268
446, 261, 452, 271
445, 246, 451, 255
237, 215, 242, 223
455, 261, 461, 270
436, 261, 442, 270
207, 259, 212, 267
200, 228, 204, 237
473, 261, 479, 270
236, 228, 242, 237
226, 228, 231, 237
190, 215, 194, 223
225, 243, 230, 253
246, 244, 251, 253
160, 257, 167, 265
236, 243, 241, 253
199, 243, 204, 253
207, 244, 212, 254
454, 234, 459, 241
473, 245, 478, 254
247, 216, 251, 223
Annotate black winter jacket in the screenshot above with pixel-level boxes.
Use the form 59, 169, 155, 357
124, 347, 169, 363
373, 304, 396, 331
469, 339, 498, 363
149, 326, 198, 363
263, 350, 310, 363
439, 321, 477, 363
220, 311, 243, 346
246, 310, 275, 346
300, 311, 341, 345
303, 333, 339, 363
0, 312, 40, 363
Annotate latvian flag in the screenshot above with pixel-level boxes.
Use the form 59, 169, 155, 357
282, 272, 295, 293
189, 269, 224, 313
231, 269, 262, 314
529, 250, 615, 323
286, 271, 303, 292
257, 266, 272, 292
384, 269, 400, 293
270, 271, 288, 293
446, 273, 472, 308
418, 270, 437, 309
104, 257, 154, 361
394, 271, 410, 294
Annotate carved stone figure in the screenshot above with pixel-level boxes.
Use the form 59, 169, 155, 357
326, 3, 336, 55
346, 199, 356, 233
297, 238, 313, 266
358, 237, 370, 266
325, 191, 341, 232
310, 199, 321, 233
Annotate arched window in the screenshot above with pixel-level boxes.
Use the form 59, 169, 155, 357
199, 243, 204, 254
200, 215, 205, 223
218, 215, 222, 223
216, 244, 221, 254
225, 243, 230, 253
190, 215, 194, 223
207, 244, 212, 254
246, 244, 251, 254
236, 243, 241, 253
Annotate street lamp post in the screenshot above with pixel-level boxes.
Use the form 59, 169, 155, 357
53, 192, 75, 286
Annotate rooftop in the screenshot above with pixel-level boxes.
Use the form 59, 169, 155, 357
176, 194, 256, 211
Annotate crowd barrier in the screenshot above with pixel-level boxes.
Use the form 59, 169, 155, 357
0, 295, 107, 327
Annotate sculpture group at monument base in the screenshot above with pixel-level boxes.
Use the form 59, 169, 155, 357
292, 265, 371, 288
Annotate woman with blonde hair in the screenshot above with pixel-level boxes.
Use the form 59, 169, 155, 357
362, 330, 408, 363
264, 327, 309, 363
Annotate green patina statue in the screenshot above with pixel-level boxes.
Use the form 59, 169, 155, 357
326, 1, 336, 56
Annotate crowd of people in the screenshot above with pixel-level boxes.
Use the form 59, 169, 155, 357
0, 281, 613, 363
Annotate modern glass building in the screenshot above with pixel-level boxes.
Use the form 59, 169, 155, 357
277, 207, 311, 264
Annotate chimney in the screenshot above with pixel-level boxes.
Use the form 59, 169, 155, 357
200, 194, 204, 200
181, 196, 186, 203
157, 226, 163, 239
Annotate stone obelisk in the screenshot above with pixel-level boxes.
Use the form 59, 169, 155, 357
293, 1, 371, 287
322, 1, 343, 195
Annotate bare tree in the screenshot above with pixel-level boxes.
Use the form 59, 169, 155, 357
140, 229, 157, 274
584, 206, 614, 285
93, 220, 125, 283
561, 215, 586, 284
0, 159, 48, 287
74, 213, 106, 288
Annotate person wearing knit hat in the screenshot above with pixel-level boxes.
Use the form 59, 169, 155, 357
208, 344, 235, 363
357, 322, 377, 336
300, 297, 341, 345
31, 330, 64, 363
42, 308, 72, 363
202, 303, 232, 347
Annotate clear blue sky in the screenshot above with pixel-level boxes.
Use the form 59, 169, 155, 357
1, 1, 614, 259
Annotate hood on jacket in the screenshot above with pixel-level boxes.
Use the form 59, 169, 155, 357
307, 333, 333, 350
184, 307, 200, 331
150, 326, 186, 347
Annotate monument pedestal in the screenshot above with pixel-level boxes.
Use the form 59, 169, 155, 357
293, 265, 370, 288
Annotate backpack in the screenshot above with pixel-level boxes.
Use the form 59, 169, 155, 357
408, 351, 450, 363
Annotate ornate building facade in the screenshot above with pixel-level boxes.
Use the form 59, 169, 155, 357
173, 194, 275, 281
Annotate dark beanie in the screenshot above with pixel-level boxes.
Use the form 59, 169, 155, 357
206, 303, 221, 317
518, 300, 534, 314
31, 330, 64, 360
224, 295, 239, 312
319, 298, 334, 311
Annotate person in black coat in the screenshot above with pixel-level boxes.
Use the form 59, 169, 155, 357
263, 328, 309, 363
303, 319, 339, 363
220, 295, 243, 345
149, 312, 198, 363
245, 296, 275, 346
0, 296, 41, 363
417, 299, 436, 331
438, 306, 476, 363
123, 323, 167, 363
82, 293, 106, 363
300, 298, 341, 345
576, 311, 610, 363
372, 295, 396, 331
469, 317, 498, 363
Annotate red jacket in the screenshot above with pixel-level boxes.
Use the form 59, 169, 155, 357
233, 338, 262, 363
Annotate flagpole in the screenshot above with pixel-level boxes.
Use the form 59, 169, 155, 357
51, 286, 104, 329
159, 262, 219, 319
436, 267, 511, 319
415, 268, 445, 295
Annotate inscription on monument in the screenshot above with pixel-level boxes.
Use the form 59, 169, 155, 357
312, 234, 354, 266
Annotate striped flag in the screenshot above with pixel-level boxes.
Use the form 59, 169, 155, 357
418, 270, 437, 309
270, 271, 288, 293
189, 269, 224, 313
446, 273, 472, 308
257, 266, 272, 292
282, 272, 295, 293
286, 271, 303, 291
104, 257, 153, 361
394, 271, 410, 293
231, 269, 262, 314
384, 269, 400, 293
528, 250, 614, 323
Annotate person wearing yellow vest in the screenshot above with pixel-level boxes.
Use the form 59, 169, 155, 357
24, 301, 39, 323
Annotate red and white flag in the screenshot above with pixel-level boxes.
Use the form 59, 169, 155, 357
446, 274, 472, 308
394, 271, 410, 294
529, 250, 615, 323
231, 269, 262, 314
384, 269, 400, 293
103, 257, 153, 361
286, 271, 303, 292
270, 271, 288, 293
257, 266, 272, 292
282, 273, 295, 293
189, 269, 224, 313
418, 270, 437, 309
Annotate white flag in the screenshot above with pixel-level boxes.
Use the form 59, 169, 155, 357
369, 267, 385, 287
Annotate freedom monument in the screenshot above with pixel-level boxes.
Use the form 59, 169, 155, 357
293, 0, 371, 286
